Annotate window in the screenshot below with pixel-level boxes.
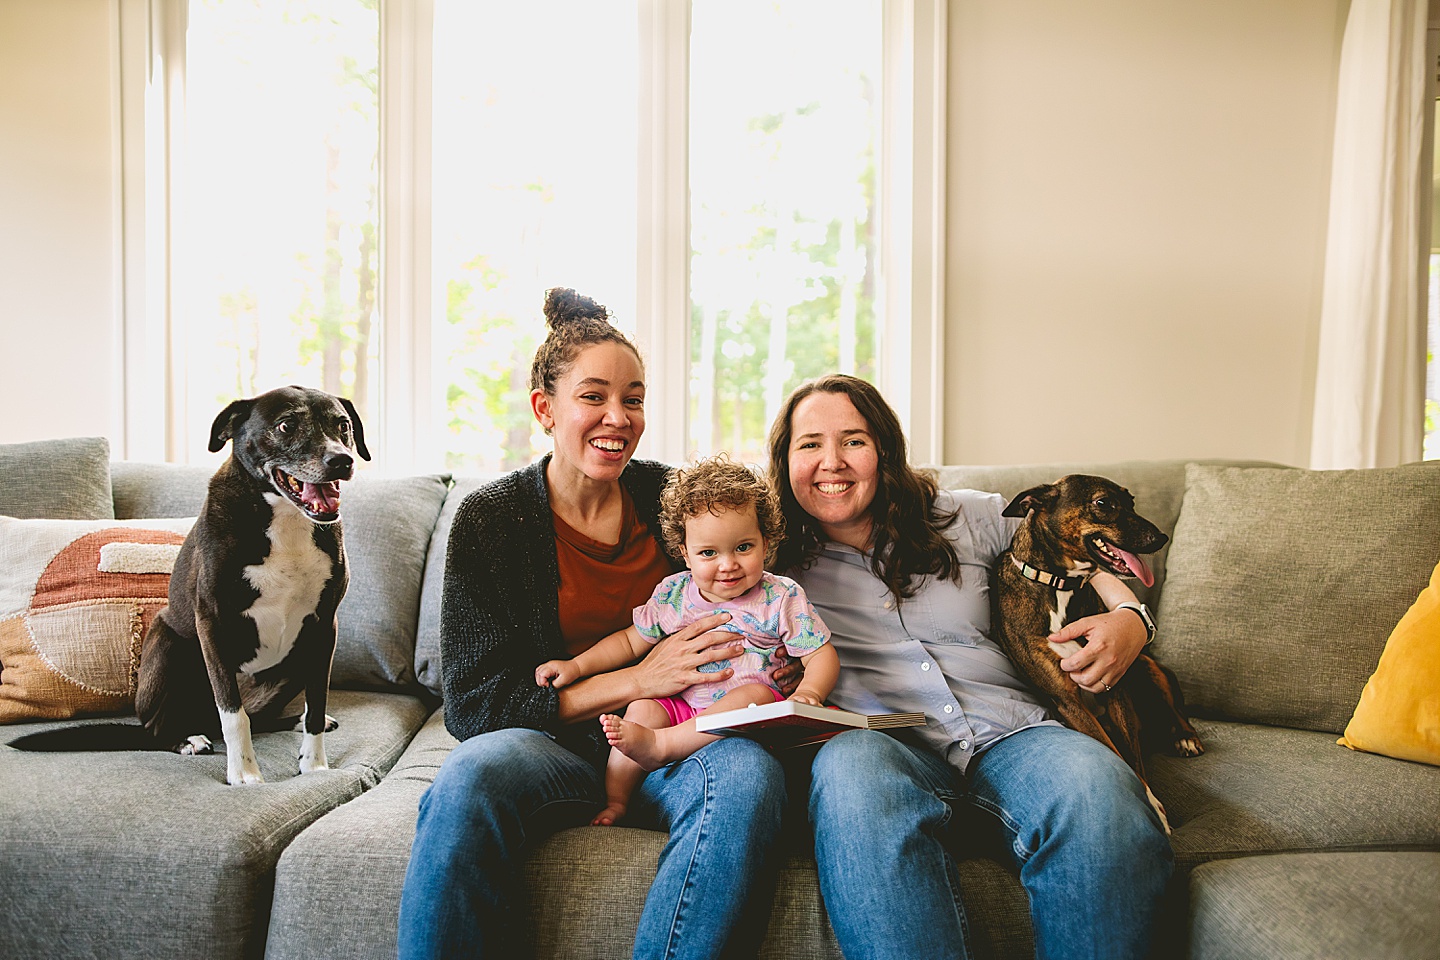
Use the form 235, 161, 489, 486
176, 0, 380, 463
126, 0, 945, 471
689, 0, 882, 464
430, 1, 638, 472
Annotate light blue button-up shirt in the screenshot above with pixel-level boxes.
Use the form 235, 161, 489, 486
790, 489, 1059, 773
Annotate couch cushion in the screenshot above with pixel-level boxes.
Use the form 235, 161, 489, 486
110, 461, 212, 518
1338, 556, 1440, 766
334, 475, 450, 690
0, 515, 195, 723
0, 689, 432, 960
1154, 719, 1440, 870
0, 437, 113, 520
1188, 852, 1440, 960
1155, 463, 1440, 733
415, 476, 489, 695
267, 708, 453, 960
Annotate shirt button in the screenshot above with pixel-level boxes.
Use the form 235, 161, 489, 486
958, 739, 970, 750
883, 600, 894, 610
920, 662, 931, 671
943, 704, 954, 714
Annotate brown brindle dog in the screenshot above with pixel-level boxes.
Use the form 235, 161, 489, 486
992, 475, 1203, 833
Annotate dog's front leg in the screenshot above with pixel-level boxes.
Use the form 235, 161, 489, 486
297, 617, 339, 775
199, 618, 264, 785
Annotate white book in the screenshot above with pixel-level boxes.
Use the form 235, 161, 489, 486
694, 699, 926, 749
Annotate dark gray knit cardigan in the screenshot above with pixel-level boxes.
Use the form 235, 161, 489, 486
439, 454, 678, 765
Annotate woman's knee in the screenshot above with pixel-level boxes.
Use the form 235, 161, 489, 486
653, 735, 786, 827
422, 727, 568, 820
811, 730, 933, 812
981, 727, 1167, 854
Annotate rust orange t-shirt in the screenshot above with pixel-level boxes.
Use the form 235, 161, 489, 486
553, 488, 676, 657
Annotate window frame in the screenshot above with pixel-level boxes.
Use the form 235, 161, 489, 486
118, 0, 947, 471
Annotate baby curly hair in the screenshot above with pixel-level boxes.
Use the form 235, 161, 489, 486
660, 454, 786, 567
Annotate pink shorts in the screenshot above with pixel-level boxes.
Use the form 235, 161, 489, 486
655, 686, 781, 727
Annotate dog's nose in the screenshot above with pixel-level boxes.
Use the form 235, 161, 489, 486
324, 452, 354, 475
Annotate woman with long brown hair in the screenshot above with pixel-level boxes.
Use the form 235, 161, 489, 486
769, 374, 1172, 960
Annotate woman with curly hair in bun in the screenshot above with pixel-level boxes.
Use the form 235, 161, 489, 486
397, 288, 790, 960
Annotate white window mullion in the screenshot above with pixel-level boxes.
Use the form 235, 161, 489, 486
635, 0, 691, 467
880, 0, 946, 465
379, 0, 434, 474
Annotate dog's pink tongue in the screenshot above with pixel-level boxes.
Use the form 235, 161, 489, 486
1115, 546, 1155, 588
302, 481, 341, 514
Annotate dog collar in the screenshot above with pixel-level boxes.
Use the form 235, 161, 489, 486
1010, 556, 1090, 592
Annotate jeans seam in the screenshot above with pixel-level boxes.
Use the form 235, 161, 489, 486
659, 752, 711, 960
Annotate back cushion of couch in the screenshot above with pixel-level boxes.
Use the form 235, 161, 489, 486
1, 437, 114, 520
414, 476, 492, 697
111, 462, 450, 692
1155, 462, 1440, 734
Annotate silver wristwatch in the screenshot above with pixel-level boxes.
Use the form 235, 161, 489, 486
1116, 601, 1156, 645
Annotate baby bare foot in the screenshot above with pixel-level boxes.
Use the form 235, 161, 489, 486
592, 802, 627, 826
601, 714, 669, 772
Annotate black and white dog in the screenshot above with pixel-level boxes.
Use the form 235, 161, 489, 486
135, 386, 370, 784
11, 387, 369, 783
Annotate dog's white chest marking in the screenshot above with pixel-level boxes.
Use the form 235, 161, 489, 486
1047, 591, 1084, 659
241, 498, 331, 674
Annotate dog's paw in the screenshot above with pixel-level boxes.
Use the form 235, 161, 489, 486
1174, 736, 1204, 758
226, 751, 265, 786
322, 714, 338, 732
177, 735, 213, 755
226, 766, 265, 786
298, 731, 329, 774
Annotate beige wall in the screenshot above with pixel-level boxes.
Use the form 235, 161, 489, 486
0, 0, 1354, 465
945, 0, 1349, 466
0, 0, 119, 444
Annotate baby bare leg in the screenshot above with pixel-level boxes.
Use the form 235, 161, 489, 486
605, 682, 776, 773
595, 699, 672, 826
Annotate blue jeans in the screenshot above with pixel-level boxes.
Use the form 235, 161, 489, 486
397, 727, 786, 960
809, 725, 1173, 960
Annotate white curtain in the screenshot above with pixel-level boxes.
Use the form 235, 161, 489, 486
1310, 0, 1430, 469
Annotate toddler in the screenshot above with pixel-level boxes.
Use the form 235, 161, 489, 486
536, 455, 840, 826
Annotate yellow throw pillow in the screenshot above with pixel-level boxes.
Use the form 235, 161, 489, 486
1338, 558, 1440, 766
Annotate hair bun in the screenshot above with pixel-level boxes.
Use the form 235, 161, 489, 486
543, 287, 611, 329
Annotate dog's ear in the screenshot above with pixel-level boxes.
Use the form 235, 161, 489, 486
339, 397, 371, 461
1003, 483, 1059, 518
209, 399, 253, 453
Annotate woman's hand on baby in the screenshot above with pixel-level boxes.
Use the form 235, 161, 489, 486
1049, 609, 1147, 694
535, 659, 581, 689
769, 657, 805, 697
635, 611, 742, 699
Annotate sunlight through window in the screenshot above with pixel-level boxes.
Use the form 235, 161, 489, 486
180, 0, 380, 462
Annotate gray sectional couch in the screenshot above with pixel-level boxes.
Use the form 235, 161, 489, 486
2, 437, 1437, 959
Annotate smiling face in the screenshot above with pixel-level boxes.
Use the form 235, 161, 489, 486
681, 502, 767, 603
787, 390, 880, 550
531, 341, 646, 485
